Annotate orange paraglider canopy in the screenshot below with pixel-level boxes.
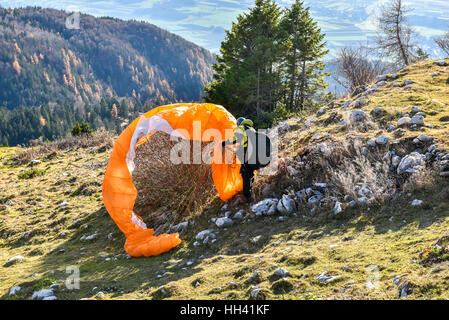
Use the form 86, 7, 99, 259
102, 103, 242, 257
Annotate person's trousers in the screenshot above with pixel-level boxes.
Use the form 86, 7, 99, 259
240, 163, 257, 199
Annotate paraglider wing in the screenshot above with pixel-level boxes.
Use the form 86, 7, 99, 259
102, 103, 241, 257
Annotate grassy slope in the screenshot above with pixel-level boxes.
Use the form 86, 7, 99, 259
315, 59, 449, 145
1, 60, 449, 300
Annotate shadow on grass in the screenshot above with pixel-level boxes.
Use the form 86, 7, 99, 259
4, 179, 449, 300
2, 205, 212, 300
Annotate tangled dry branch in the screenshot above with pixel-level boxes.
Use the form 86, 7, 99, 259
132, 132, 217, 233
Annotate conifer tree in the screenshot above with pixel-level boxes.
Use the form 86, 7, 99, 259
205, 0, 329, 122
279, 0, 329, 111
204, 0, 282, 119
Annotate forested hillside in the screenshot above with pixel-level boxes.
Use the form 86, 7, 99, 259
0, 97, 147, 146
0, 6, 214, 108
0, 6, 215, 146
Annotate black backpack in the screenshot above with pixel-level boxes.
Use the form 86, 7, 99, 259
243, 128, 272, 169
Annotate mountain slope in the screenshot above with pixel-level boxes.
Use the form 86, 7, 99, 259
1, 60, 449, 300
0, 7, 215, 109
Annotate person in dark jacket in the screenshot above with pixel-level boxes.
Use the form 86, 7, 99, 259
222, 117, 257, 202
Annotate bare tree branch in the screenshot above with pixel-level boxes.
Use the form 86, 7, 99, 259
435, 32, 449, 57
334, 46, 388, 93
375, 0, 416, 67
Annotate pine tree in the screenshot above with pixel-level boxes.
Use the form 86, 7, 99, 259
205, 0, 329, 123
204, 0, 282, 120
412, 47, 430, 63
119, 100, 129, 117
279, 0, 329, 111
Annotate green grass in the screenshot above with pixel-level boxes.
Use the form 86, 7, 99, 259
18, 168, 46, 179
1, 60, 449, 300
285, 59, 449, 149
32, 277, 58, 291
1, 140, 449, 300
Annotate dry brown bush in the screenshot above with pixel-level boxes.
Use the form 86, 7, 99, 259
297, 139, 393, 202
403, 166, 436, 192
343, 112, 379, 133
257, 137, 397, 204
328, 150, 392, 201
335, 46, 388, 93
13, 128, 115, 164
132, 132, 216, 233
435, 32, 449, 57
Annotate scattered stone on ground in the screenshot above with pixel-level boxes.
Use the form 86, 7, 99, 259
58, 201, 70, 208
317, 272, 341, 283
411, 199, 423, 207
4, 255, 25, 267
215, 217, 233, 228
273, 267, 290, 278
251, 198, 278, 216
435, 60, 448, 67
32, 288, 55, 300
349, 110, 366, 123
398, 281, 413, 298
9, 286, 21, 296
397, 153, 425, 174
249, 287, 268, 300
